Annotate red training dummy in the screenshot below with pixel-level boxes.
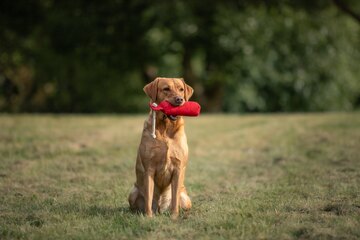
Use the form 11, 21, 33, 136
149, 101, 201, 117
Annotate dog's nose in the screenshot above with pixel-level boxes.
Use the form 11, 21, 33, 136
175, 96, 184, 105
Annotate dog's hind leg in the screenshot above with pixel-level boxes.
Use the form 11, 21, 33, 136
158, 187, 171, 213
158, 187, 191, 213
128, 186, 145, 213
180, 188, 192, 210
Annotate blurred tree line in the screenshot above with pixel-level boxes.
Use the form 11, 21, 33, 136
0, 0, 359, 113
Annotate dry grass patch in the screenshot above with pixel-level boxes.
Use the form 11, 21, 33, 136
0, 113, 359, 239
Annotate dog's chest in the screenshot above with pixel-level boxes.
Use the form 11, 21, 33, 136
151, 138, 188, 187
150, 139, 186, 164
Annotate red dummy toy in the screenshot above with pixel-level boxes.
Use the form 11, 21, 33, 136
148, 100, 200, 138
149, 101, 201, 117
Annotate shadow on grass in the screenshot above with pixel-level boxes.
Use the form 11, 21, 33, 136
50, 201, 137, 219
85, 205, 134, 218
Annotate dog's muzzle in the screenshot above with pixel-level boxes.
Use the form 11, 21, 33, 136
168, 115, 178, 121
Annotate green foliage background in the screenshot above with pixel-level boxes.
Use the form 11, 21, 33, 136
0, 0, 359, 112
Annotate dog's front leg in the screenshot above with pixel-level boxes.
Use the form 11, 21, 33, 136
145, 170, 155, 217
170, 169, 181, 219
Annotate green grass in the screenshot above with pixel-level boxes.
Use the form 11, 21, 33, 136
1, 113, 359, 239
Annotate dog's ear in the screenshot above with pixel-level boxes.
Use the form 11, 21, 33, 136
181, 78, 194, 101
143, 78, 160, 102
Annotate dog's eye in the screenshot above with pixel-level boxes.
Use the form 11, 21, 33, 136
179, 88, 184, 92
163, 87, 170, 91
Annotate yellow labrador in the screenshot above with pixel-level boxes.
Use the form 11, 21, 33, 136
128, 77, 193, 218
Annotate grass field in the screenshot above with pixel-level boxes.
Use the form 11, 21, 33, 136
0, 113, 359, 239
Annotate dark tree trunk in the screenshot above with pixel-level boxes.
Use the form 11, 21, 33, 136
182, 47, 204, 103
333, 0, 360, 23
182, 47, 224, 112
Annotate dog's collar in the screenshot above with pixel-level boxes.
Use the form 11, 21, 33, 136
163, 114, 178, 121
150, 102, 178, 139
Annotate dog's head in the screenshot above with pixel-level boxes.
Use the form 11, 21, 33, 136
143, 77, 194, 106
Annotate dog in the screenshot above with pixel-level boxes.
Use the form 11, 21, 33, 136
128, 77, 194, 218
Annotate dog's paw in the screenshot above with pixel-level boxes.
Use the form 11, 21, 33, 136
145, 211, 153, 218
171, 212, 179, 220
